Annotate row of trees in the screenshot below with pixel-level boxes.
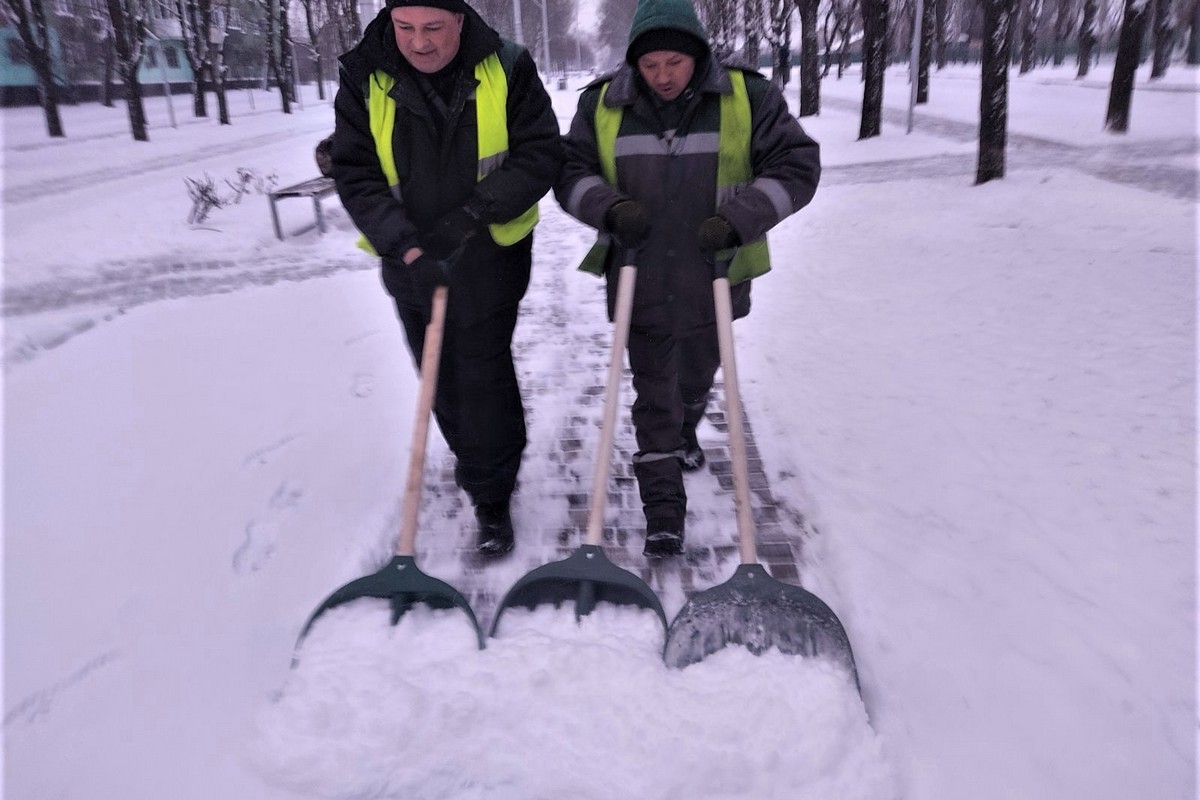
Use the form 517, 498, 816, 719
599, 0, 1196, 80
8, 0, 1195, 184
3, 0, 365, 139
599, 0, 1194, 182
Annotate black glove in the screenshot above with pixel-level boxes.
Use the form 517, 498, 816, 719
604, 200, 652, 250
410, 252, 451, 293
697, 215, 740, 258
421, 203, 484, 261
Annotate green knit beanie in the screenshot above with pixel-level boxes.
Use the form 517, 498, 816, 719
625, 0, 710, 65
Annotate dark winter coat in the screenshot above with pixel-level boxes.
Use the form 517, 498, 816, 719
332, 7, 561, 324
555, 52, 820, 333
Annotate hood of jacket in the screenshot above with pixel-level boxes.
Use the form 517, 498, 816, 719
340, 5, 502, 85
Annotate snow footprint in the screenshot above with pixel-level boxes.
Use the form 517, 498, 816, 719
234, 481, 303, 574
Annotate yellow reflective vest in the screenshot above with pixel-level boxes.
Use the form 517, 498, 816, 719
580, 69, 770, 285
358, 53, 538, 254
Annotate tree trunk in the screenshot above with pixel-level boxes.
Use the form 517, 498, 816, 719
1051, 0, 1072, 66
822, 5, 838, 77
121, 64, 149, 141
279, 1, 295, 111
936, 0, 949, 68
193, 69, 209, 117
35, 69, 65, 137
977, 0, 1015, 183
859, 0, 889, 138
1190, 0, 1200, 65
106, 0, 149, 141
103, 31, 116, 107
1007, 0, 1021, 64
798, 0, 819, 114
302, 0, 327, 101
1105, 0, 1149, 132
1077, 0, 1099, 77
11, 0, 66, 136
1150, 0, 1174, 77
265, 0, 292, 113
211, 56, 230, 124
29, 0, 63, 132
216, 82, 230, 124
918, 0, 935, 100
744, 0, 762, 66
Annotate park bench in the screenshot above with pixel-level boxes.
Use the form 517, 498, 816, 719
268, 176, 337, 240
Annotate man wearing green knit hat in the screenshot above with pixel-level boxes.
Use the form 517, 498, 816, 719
555, 0, 821, 557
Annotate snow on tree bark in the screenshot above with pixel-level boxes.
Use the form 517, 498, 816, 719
695, 0, 738, 59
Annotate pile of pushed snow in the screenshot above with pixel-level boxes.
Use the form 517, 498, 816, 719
252, 602, 894, 799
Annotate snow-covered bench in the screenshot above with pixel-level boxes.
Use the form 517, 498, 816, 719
268, 176, 337, 240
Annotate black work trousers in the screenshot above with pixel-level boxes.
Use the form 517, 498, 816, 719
393, 294, 527, 507
626, 322, 721, 526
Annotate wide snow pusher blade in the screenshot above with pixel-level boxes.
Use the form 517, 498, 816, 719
490, 262, 666, 637
294, 286, 485, 661
663, 267, 858, 687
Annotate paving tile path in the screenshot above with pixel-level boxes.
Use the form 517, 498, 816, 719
409, 209, 812, 631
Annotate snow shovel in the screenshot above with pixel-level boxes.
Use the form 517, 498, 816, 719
663, 260, 859, 686
295, 285, 485, 657
489, 260, 667, 636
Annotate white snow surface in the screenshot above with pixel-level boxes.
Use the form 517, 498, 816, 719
3, 62, 1197, 799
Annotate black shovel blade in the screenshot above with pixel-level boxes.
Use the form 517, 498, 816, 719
663, 563, 859, 687
295, 555, 485, 660
489, 544, 667, 637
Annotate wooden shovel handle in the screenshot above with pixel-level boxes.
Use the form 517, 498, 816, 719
713, 275, 758, 565
585, 264, 638, 546
397, 286, 448, 556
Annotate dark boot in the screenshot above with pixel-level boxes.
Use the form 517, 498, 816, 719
681, 425, 705, 472
643, 517, 685, 558
475, 501, 514, 557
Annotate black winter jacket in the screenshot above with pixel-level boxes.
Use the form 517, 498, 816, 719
332, 8, 562, 323
555, 58, 820, 333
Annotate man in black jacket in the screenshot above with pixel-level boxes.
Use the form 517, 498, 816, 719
332, 0, 561, 556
